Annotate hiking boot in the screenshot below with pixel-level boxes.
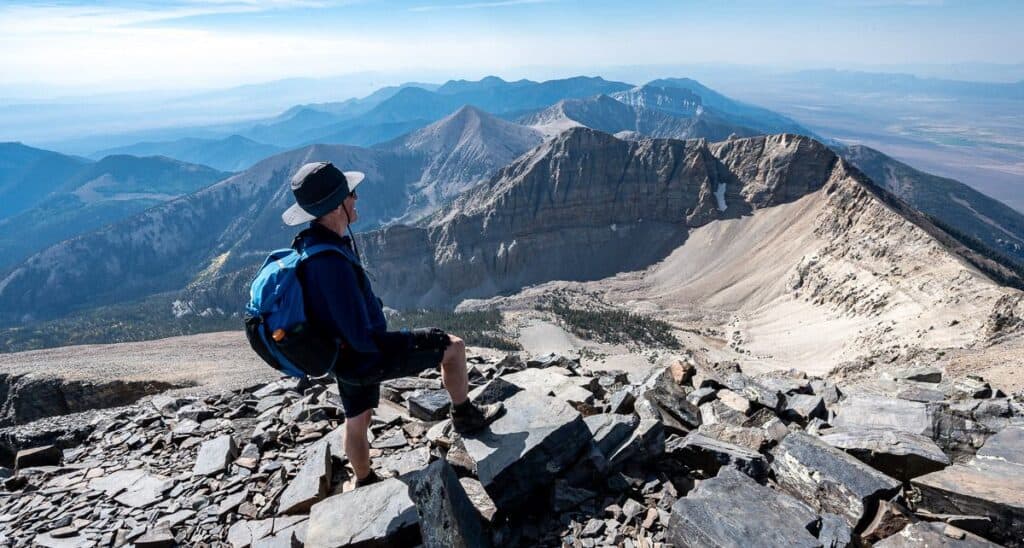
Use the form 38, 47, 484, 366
451, 401, 505, 434
354, 470, 382, 489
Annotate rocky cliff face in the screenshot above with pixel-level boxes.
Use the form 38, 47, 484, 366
361, 130, 850, 309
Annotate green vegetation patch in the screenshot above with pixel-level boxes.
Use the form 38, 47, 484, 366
540, 296, 681, 349
0, 294, 239, 353
386, 308, 521, 351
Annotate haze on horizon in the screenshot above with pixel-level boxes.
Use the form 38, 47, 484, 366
2, 0, 1023, 98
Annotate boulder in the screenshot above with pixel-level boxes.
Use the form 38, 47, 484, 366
583, 413, 639, 458
468, 378, 522, 406
15, 445, 62, 469
892, 365, 943, 384
667, 432, 767, 480
819, 427, 949, 481
912, 426, 1024, 545
455, 390, 591, 511
277, 441, 331, 515
874, 521, 1000, 547
696, 423, 768, 452
305, 478, 419, 547
771, 431, 901, 529
818, 513, 853, 548
637, 367, 701, 430
784, 394, 827, 423
666, 466, 821, 548
831, 396, 934, 437
408, 460, 491, 548
699, 400, 747, 427
860, 500, 915, 544
193, 434, 237, 476
407, 389, 452, 421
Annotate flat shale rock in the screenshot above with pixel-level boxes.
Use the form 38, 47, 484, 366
88, 468, 173, 508
468, 377, 522, 406
667, 466, 821, 548
583, 413, 639, 458
15, 445, 62, 469
407, 389, 452, 421
456, 390, 591, 511
831, 396, 934, 437
667, 432, 767, 480
874, 522, 999, 547
193, 433, 237, 476
306, 477, 419, 548
912, 425, 1024, 545
696, 423, 768, 452
819, 426, 950, 481
278, 441, 331, 514
771, 431, 901, 529
408, 460, 491, 548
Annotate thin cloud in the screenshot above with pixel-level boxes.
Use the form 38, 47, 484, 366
409, 0, 555, 13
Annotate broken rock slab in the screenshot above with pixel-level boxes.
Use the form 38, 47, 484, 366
771, 431, 901, 529
456, 390, 591, 512
407, 389, 451, 422
15, 445, 62, 469
831, 396, 935, 437
874, 521, 1000, 547
667, 432, 767, 480
666, 466, 821, 548
277, 441, 331, 515
305, 477, 420, 548
193, 434, 237, 476
408, 460, 491, 548
912, 425, 1024, 546
819, 426, 950, 481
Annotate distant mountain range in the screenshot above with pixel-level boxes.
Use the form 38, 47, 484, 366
2, 73, 1024, 345
0, 147, 227, 271
93, 135, 281, 172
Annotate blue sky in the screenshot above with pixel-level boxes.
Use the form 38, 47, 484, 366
1, 0, 1021, 93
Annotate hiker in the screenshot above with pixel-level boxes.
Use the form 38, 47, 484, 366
281, 161, 503, 488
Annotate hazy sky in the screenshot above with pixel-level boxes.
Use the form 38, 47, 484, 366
2, 0, 1022, 93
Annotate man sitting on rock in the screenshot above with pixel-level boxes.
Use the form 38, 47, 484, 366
281, 161, 503, 488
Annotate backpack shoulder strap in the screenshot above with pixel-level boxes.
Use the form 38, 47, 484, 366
297, 243, 367, 291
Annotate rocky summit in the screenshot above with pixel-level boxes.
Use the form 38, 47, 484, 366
1, 348, 1022, 547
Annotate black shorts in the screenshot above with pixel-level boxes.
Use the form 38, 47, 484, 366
335, 328, 450, 418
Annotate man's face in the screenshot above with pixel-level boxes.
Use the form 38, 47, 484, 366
342, 192, 358, 224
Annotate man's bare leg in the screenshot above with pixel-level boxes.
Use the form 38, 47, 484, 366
344, 409, 373, 480
440, 334, 469, 405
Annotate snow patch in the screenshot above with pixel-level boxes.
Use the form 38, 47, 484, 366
610, 223, 617, 232
715, 183, 727, 212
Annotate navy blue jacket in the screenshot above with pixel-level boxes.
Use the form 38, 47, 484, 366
294, 222, 409, 375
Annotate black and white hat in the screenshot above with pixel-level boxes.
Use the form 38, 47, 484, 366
281, 162, 365, 226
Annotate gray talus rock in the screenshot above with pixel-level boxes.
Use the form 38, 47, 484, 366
193, 434, 237, 476
667, 431, 767, 480
406, 389, 451, 422
666, 466, 821, 548
831, 396, 934, 437
277, 441, 331, 515
305, 477, 420, 548
771, 431, 901, 529
874, 522, 1000, 547
15, 445, 62, 469
407, 460, 491, 548
455, 390, 591, 511
912, 426, 1024, 546
819, 427, 950, 481
88, 469, 174, 508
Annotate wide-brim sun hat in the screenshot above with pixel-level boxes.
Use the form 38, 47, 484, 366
282, 161, 365, 226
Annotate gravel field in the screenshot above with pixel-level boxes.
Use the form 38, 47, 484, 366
0, 330, 277, 397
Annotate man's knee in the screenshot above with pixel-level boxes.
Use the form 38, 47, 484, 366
442, 335, 465, 363
345, 409, 372, 436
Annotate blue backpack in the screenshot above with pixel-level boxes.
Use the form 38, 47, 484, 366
244, 243, 354, 378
